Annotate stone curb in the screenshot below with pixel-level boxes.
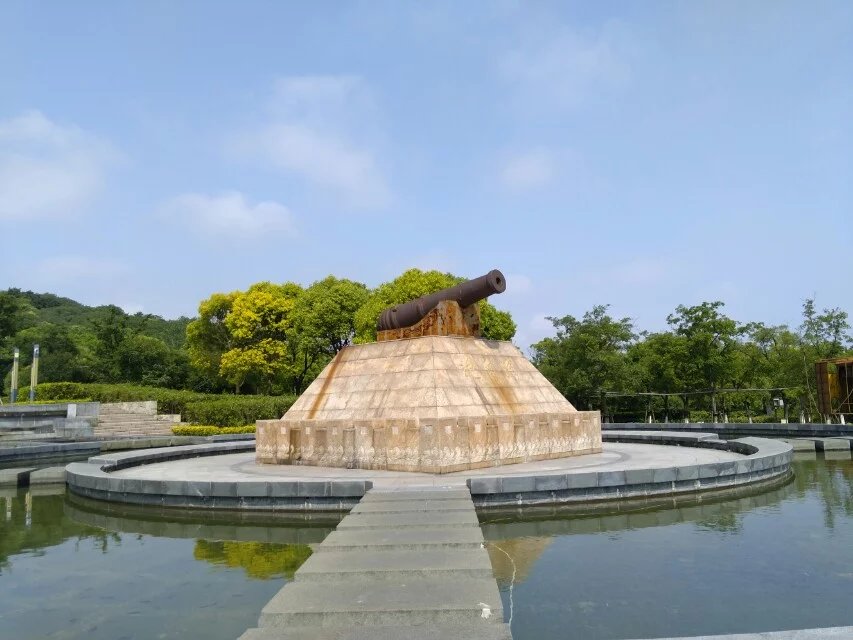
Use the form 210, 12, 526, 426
605, 422, 853, 438
0, 434, 256, 465
66, 441, 372, 511
65, 432, 792, 513
467, 433, 793, 508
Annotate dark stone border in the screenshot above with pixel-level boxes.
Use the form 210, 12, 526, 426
66, 441, 372, 511
605, 421, 853, 438
0, 433, 256, 466
65, 432, 792, 512
468, 432, 793, 508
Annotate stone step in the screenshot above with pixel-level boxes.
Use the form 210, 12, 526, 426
0, 467, 36, 487
98, 417, 168, 425
319, 527, 484, 552
240, 623, 513, 640
784, 439, 816, 451
259, 577, 504, 627
360, 489, 472, 502
29, 466, 67, 484
812, 438, 852, 451
294, 548, 494, 582
350, 498, 474, 514
336, 511, 479, 530
95, 424, 173, 430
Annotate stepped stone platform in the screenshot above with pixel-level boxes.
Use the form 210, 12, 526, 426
65, 432, 793, 510
96, 401, 180, 438
257, 336, 601, 473
238, 487, 512, 640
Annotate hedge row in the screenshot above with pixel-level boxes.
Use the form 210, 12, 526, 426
182, 396, 295, 427
688, 410, 785, 424
172, 425, 256, 436
20, 382, 296, 427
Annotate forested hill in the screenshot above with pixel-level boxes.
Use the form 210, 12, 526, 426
1, 288, 193, 390
5, 289, 189, 348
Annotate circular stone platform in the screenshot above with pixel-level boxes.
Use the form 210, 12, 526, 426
64, 431, 793, 510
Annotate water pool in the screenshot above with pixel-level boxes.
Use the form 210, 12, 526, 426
1, 452, 850, 640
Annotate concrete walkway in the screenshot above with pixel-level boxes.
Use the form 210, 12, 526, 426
113, 442, 742, 487
630, 627, 853, 639
238, 487, 512, 640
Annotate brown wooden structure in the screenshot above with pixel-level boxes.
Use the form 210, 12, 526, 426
815, 357, 853, 418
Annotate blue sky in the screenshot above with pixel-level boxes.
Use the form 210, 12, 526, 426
1, 1, 850, 349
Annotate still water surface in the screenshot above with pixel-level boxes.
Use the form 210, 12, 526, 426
484, 453, 853, 639
1, 453, 851, 640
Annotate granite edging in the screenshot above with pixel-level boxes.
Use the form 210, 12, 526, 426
64, 432, 794, 512
66, 441, 372, 511
468, 432, 793, 508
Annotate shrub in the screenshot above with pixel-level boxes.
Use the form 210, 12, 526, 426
19, 381, 295, 426
20, 382, 87, 400
172, 425, 256, 436
13, 398, 93, 405
182, 396, 296, 427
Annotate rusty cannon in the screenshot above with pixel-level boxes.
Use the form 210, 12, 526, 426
377, 269, 506, 333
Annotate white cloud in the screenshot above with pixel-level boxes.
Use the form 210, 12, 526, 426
34, 255, 127, 282
160, 191, 295, 239
501, 150, 554, 190
500, 24, 631, 109
0, 111, 117, 220
231, 76, 391, 209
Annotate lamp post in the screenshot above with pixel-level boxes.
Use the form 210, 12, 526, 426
28, 344, 39, 402
10, 347, 19, 403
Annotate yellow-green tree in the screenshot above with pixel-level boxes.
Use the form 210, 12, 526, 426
219, 282, 302, 394
186, 278, 370, 394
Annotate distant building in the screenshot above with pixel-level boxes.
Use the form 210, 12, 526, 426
815, 357, 853, 418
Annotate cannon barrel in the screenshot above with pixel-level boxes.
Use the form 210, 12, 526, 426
377, 269, 506, 331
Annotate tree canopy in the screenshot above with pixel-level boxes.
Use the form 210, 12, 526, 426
353, 268, 516, 343
533, 299, 852, 422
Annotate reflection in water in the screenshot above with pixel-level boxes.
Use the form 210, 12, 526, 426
1, 453, 852, 640
0, 486, 120, 573
0, 488, 328, 640
481, 453, 853, 640
194, 540, 313, 580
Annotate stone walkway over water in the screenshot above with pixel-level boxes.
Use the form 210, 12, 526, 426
238, 487, 512, 640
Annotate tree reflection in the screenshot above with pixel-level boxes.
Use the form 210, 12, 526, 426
0, 490, 120, 573
791, 457, 853, 530
193, 540, 312, 579
481, 456, 853, 588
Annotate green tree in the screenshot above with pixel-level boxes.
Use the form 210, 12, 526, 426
0, 290, 29, 339
354, 268, 516, 343
185, 292, 237, 387
288, 276, 369, 391
292, 276, 369, 355
116, 333, 186, 387
666, 301, 743, 419
90, 306, 130, 381
12, 323, 92, 383
628, 331, 689, 420
800, 298, 851, 359
531, 305, 635, 412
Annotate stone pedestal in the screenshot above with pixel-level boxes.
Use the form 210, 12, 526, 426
257, 336, 601, 473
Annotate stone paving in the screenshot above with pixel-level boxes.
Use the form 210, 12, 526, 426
238, 487, 512, 640
111, 442, 742, 488
631, 627, 853, 639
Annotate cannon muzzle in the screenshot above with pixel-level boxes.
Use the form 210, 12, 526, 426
377, 269, 506, 331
